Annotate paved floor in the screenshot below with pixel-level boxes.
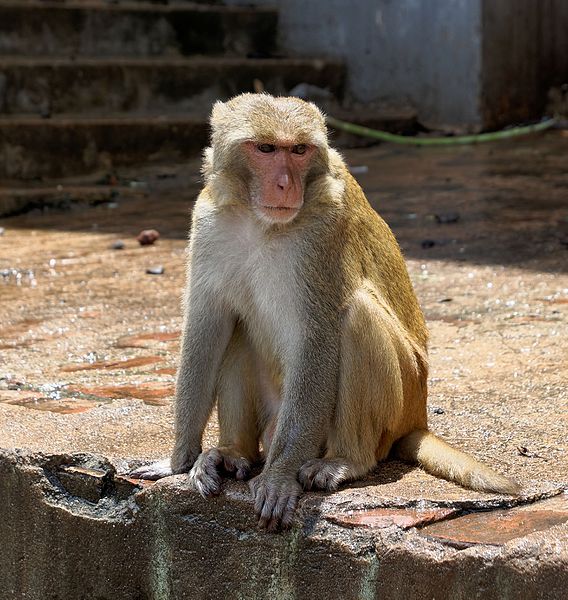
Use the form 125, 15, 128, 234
1, 130, 567, 499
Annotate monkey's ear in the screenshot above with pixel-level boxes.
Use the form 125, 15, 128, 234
201, 146, 214, 180
210, 99, 244, 154
211, 100, 231, 127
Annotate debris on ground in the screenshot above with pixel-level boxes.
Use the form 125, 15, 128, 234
146, 265, 165, 275
433, 212, 460, 224
137, 229, 160, 246
349, 165, 369, 175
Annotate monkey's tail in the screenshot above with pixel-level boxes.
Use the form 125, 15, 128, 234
395, 430, 521, 495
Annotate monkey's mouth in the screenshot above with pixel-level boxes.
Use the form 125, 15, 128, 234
262, 205, 297, 212
259, 204, 301, 222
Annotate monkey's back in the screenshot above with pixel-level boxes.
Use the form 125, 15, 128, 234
339, 171, 428, 350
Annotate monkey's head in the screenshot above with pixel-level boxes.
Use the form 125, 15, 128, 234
204, 93, 332, 226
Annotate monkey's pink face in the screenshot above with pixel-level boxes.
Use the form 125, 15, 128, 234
242, 141, 316, 224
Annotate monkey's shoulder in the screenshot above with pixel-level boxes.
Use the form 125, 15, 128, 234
337, 176, 398, 251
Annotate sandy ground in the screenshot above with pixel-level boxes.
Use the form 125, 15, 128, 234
0, 131, 566, 498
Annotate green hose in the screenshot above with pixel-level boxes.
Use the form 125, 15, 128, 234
326, 115, 557, 146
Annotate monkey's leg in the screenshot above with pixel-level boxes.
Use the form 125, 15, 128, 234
189, 326, 261, 497
299, 285, 424, 492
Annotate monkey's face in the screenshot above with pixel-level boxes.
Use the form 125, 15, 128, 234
241, 140, 316, 225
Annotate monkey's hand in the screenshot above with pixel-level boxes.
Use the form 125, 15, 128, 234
249, 471, 302, 531
189, 447, 252, 497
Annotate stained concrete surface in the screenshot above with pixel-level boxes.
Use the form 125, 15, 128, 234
1, 131, 567, 598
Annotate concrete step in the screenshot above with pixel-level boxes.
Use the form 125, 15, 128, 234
0, 104, 418, 181
0, 57, 345, 115
0, 184, 143, 217
0, 114, 209, 179
0, 0, 275, 58
0, 159, 199, 217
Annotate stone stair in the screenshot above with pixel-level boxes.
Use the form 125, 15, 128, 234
0, 0, 345, 185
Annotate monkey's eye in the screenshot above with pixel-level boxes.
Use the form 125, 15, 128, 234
258, 143, 276, 153
291, 144, 307, 155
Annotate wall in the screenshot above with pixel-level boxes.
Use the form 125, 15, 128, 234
229, 0, 568, 130
481, 0, 568, 128
228, 0, 484, 129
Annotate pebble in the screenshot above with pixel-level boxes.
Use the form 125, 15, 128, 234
137, 229, 160, 246
349, 165, 369, 175
146, 266, 165, 275
434, 212, 460, 224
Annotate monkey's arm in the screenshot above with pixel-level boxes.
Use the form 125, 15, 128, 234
251, 327, 340, 529
130, 277, 235, 481
170, 293, 235, 473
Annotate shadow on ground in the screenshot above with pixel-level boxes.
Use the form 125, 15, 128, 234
1, 131, 567, 273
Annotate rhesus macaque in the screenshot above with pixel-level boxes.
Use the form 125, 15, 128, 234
131, 93, 519, 529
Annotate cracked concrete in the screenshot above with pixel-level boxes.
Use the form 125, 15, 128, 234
0, 131, 567, 599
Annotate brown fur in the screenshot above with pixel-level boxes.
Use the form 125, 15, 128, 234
131, 93, 519, 529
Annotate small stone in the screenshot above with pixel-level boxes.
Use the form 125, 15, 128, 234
137, 229, 160, 246
146, 265, 165, 275
0, 227, 5, 236
97, 173, 119, 186
349, 165, 369, 175
111, 240, 125, 250
129, 180, 148, 189
434, 212, 460, 224
289, 82, 334, 101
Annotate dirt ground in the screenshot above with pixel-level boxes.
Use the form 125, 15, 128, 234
0, 130, 566, 496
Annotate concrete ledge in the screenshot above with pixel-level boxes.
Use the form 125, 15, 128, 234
2, 449, 566, 600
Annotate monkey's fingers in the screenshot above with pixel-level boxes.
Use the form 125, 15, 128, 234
270, 493, 298, 531
298, 458, 351, 492
220, 453, 252, 481
250, 474, 301, 530
129, 459, 173, 481
188, 449, 224, 497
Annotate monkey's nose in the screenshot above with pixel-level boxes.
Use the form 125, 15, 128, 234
277, 172, 291, 190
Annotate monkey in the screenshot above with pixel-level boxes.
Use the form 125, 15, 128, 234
131, 93, 520, 530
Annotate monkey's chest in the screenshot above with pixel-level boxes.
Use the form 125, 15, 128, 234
221, 251, 302, 361
236, 262, 301, 357
202, 214, 304, 358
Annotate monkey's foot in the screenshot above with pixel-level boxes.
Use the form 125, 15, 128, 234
189, 447, 251, 498
249, 471, 301, 531
130, 459, 173, 481
299, 458, 359, 492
